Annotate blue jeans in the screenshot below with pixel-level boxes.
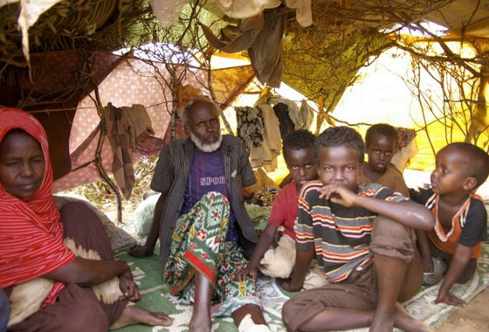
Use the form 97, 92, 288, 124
0, 289, 9, 332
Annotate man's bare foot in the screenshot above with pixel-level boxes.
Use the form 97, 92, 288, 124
128, 244, 153, 258
110, 305, 173, 329
189, 312, 211, 332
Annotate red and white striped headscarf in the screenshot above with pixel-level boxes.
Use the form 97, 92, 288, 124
0, 108, 74, 304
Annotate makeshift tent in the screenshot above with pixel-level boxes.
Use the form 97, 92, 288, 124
1, 1, 488, 172
1, 1, 489, 332
0, 0, 488, 217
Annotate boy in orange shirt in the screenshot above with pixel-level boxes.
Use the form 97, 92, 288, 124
412, 143, 489, 305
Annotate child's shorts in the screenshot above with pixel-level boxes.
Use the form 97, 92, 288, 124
370, 216, 417, 263
282, 216, 419, 332
282, 265, 377, 332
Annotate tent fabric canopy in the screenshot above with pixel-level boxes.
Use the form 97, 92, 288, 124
1, 0, 488, 186
2, 1, 489, 103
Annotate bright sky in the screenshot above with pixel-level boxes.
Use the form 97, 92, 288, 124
332, 48, 418, 127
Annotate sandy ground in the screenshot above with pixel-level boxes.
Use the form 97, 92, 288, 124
436, 288, 489, 331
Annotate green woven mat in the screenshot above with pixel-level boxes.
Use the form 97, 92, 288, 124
113, 238, 489, 332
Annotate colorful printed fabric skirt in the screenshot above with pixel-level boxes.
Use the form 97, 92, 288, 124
164, 192, 260, 316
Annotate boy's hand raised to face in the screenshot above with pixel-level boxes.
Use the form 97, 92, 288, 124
319, 184, 358, 207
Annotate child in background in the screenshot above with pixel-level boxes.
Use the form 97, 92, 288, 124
412, 142, 489, 305
238, 130, 317, 280
282, 126, 433, 332
362, 123, 409, 196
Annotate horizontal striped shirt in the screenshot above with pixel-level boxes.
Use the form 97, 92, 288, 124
295, 181, 407, 283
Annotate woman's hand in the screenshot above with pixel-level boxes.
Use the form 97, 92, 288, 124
119, 270, 141, 302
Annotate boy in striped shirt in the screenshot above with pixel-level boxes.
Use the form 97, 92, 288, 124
281, 127, 434, 332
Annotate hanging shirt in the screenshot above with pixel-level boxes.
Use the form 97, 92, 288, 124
180, 147, 239, 241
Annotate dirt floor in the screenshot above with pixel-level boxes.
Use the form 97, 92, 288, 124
436, 288, 489, 331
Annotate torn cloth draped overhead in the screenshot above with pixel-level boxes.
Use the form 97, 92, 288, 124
201, 9, 286, 87
203, 0, 312, 27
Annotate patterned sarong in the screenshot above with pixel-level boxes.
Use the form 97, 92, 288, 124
164, 192, 259, 315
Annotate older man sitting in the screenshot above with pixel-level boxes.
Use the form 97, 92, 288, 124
129, 98, 268, 332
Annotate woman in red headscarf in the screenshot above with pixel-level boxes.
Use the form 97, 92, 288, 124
0, 108, 173, 332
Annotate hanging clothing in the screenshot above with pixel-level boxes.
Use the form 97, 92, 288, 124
270, 97, 314, 131
284, 99, 314, 131
391, 139, 417, 173
273, 102, 295, 141
294, 100, 314, 130
270, 97, 300, 128
205, 0, 310, 27
249, 102, 282, 170
285, 0, 313, 27
102, 103, 154, 199
270, 97, 299, 113
248, 10, 285, 87
201, 9, 286, 87
257, 103, 281, 156
212, 0, 281, 19
236, 106, 265, 151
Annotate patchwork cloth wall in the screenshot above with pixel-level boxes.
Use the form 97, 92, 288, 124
51, 55, 255, 193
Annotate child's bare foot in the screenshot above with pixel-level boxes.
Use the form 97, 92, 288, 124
369, 312, 394, 332
393, 304, 429, 332
110, 305, 173, 329
189, 312, 211, 332
189, 322, 211, 332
